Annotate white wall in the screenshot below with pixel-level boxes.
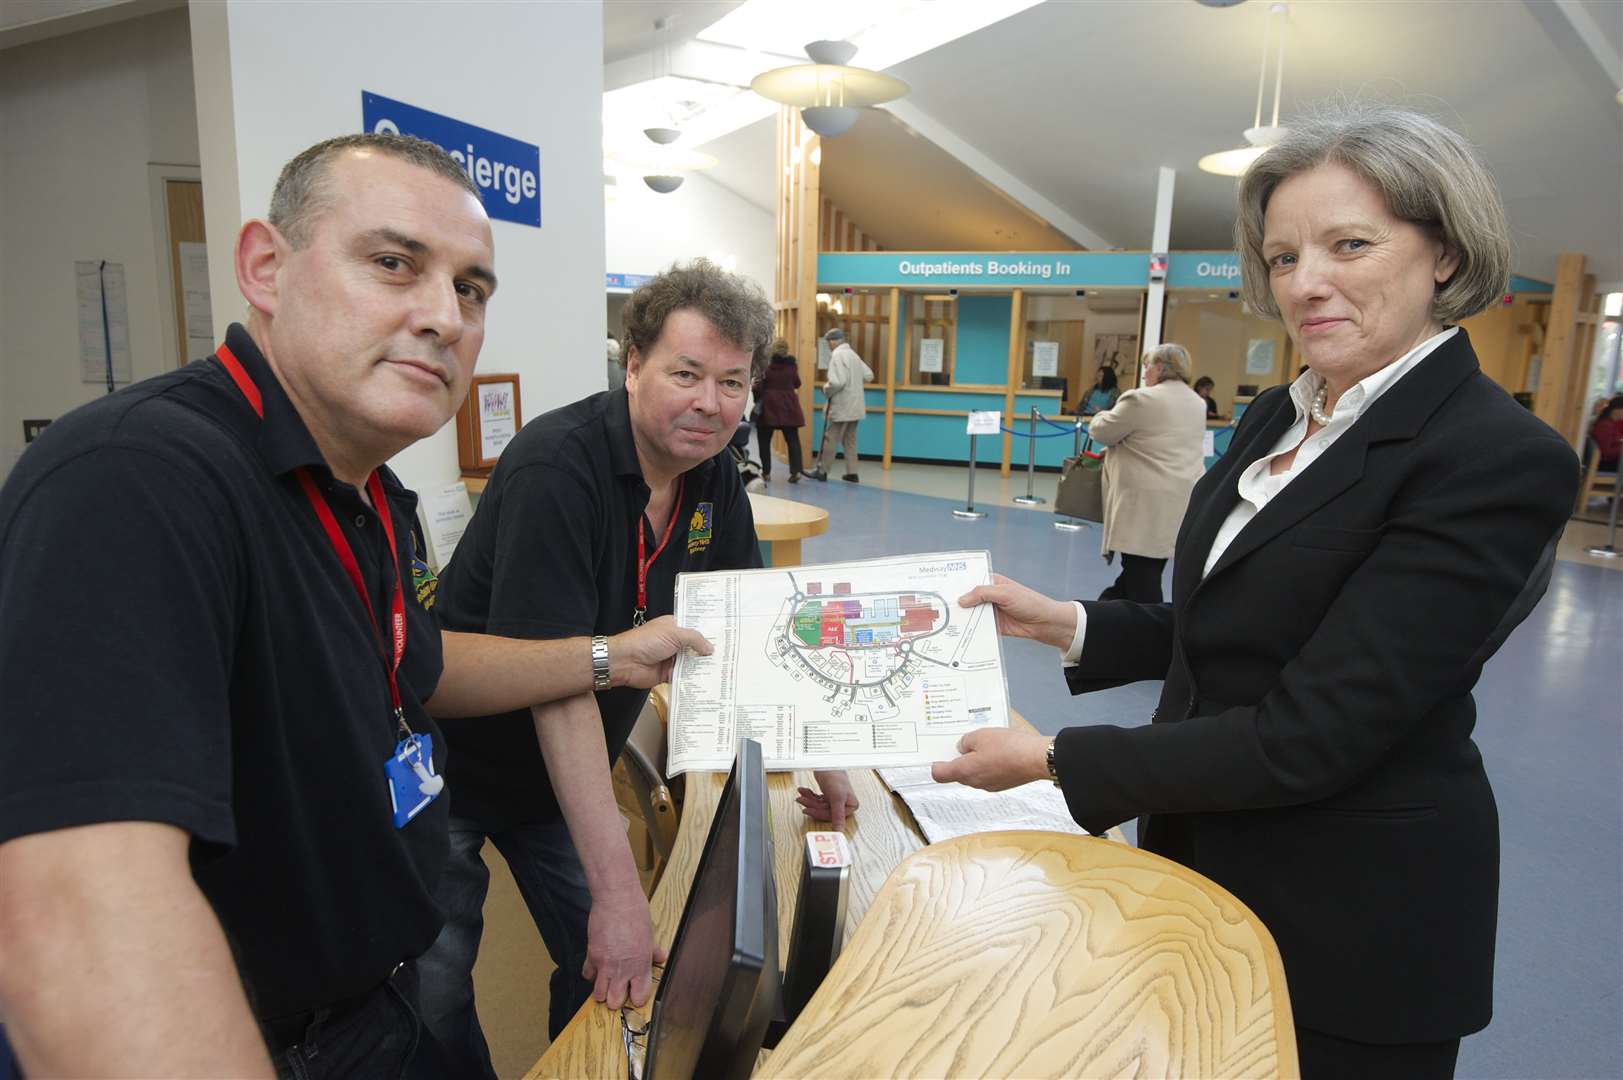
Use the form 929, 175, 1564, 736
606, 172, 775, 297
0, 7, 199, 478
190, 0, 605, 494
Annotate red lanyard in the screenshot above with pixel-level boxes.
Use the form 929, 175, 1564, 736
214, 344, 410, 733
634, 476, 685, 626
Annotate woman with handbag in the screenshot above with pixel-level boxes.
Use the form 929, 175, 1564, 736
752, 338, 806, 483
1085, 343, 1208, 602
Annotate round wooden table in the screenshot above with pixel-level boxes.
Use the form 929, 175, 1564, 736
748, 492, 829, 567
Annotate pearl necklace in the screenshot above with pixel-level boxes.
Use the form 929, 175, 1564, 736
1309, 383, 1335, 426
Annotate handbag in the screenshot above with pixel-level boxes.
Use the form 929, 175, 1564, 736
1054, 435, 1106, 522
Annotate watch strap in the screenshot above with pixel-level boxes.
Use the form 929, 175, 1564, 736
590, 635, 611, 691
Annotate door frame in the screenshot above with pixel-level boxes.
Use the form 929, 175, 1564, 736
147, 162, 204, 367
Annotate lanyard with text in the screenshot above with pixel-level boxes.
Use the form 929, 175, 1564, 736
292, 468, 409, 736
213, 344, 411, 738
633, 475, 685, 627
215, 343, 441, 827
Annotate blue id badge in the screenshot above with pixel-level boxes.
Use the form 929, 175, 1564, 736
384, 733, 444, 829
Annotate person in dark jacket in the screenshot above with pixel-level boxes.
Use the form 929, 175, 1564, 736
933, 104, 1579, 1079
753, 339, 806, 482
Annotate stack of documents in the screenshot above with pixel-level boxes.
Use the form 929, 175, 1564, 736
877, 765, 1087, 844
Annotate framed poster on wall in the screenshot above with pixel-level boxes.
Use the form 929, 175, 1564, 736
456, 374, 522, 473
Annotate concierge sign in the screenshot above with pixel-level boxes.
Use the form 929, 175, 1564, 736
362, 92, 541, 227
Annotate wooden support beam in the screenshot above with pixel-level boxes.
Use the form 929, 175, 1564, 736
1000, 289, 1025, 477
1534, 252, 1587, 445
884, 288, 900, 469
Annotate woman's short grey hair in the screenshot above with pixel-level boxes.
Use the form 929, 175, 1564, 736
621, 260, 775, 379
269, 133, 481, 249
1235, 103, 1511, 325
1143, 343, 1192, 384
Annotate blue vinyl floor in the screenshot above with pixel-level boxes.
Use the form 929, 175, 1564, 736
767, 470, 1623, 1080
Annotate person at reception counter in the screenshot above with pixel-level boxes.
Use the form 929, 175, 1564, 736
933, 104, 1579, 1079
1081, 363, 1120, 414
1085, 343, 1207, 604
1194, 374, 1221, 418
0, 134, 710, 1079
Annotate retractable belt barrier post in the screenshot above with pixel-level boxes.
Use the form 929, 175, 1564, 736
1054, 416, 1089, 533
1585, 481, 1622, 559
1012, 406, 1047, 506
952, 433, 989, 520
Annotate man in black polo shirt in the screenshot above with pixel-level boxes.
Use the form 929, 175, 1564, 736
0, 135, 707, 1079
426, 262, 859, 1070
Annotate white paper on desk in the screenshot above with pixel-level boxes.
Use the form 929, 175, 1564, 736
1202, 429, 1216, 457
878, 767, 1086, 844
667, 552, 1011, 775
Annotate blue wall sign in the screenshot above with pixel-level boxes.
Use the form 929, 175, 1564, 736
1167, 252, 1241, 288
606, 272, 656, 290
362, 91, 541, 228
817, 251, 1148, 288
817, 250, 1554, 295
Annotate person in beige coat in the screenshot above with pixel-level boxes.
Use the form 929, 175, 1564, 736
1086, 343, 1208, 602
808, 328, 875, 482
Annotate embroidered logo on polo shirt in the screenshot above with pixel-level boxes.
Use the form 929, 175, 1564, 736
411, 549, 439, 609
687, 502, 713, 554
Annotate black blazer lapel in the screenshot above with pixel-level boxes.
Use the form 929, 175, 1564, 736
1172, 387, 1297, 603
1200, 330, 1483, 585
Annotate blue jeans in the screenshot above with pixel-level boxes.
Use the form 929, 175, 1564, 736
417, 815, 593, 1077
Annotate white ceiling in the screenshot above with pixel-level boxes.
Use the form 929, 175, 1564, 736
819, 109, 1077, 251
609, 0, 1623, 284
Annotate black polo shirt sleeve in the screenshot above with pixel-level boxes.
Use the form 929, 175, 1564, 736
0, 447, 239, 849
485, 461, 604, 638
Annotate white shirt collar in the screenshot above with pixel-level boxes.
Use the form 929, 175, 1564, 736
1287, 326, 1458, 424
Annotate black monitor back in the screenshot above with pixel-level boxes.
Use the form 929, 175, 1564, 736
644, 738, 778, 1080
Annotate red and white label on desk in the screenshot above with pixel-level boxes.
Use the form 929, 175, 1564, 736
806, 831, 852, 869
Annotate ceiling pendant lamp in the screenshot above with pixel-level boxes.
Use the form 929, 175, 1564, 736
606, 126, 718, 195
1199, 2, 1291, 177
751, 40, 909, 138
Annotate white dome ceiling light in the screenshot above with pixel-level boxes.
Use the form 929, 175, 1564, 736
605, 126, 718, 195
751, 40, 909, 138
1199, 2, 1292, 177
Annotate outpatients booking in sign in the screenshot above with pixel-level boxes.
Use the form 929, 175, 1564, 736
667, 552, 1010, 774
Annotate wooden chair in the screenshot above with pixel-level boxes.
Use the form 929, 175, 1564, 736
1575, 438, 1618, 519
761, 830, 1299, 1079
610, 685, 679, 894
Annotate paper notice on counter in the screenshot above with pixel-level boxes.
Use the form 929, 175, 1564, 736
419, 481, 472, 570
877, 765, 1087, 844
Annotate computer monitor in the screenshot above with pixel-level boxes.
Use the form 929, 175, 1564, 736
1037, 375, 1068, 401
643, 738, 779, 1080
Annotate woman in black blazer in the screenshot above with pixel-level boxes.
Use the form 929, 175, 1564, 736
933, 105, 1579, 1079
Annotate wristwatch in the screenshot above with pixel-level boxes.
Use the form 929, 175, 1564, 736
1045, 737, 1060, 786
590, 635, 612, 691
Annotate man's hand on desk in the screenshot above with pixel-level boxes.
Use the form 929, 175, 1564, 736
796, 770, 860, 829
584, 892, 668, 1010
958, 574, 1075, 652
931, 728, 1052, 791
609, 616, 713, 689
